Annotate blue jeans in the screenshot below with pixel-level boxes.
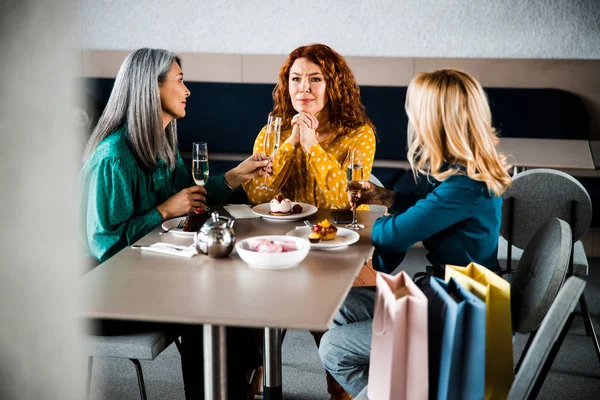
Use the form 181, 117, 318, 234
319, 286, 376, 396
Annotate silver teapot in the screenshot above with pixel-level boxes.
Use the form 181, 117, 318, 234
194, 212, 236, 258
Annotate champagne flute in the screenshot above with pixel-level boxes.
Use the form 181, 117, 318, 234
257, 115, 282, 190
192, 141, 210, 211
346, 149, 365, 230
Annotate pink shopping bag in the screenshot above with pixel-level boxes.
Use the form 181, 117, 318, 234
368, 271, 428, 400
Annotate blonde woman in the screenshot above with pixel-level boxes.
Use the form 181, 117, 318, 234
319, 69, 512, 396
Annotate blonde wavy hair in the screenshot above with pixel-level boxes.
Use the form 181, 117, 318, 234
405, 69, 512, 196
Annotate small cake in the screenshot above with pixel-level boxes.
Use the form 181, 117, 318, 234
312, 219, 338, 241
269, 195, 292, 215
182, 209, 210, 232
308, 231, 321, 243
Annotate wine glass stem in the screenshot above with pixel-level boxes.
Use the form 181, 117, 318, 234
352, 208, 358, 224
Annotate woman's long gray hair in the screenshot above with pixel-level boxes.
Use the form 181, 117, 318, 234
83, 48, 181, 171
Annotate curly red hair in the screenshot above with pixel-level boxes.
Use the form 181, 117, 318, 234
271, 43, 374, 133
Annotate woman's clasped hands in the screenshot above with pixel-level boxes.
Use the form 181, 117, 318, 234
288, 112, 319, 151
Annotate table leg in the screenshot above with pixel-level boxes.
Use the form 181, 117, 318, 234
263, 327, 282, 400
203, 324, 227, 400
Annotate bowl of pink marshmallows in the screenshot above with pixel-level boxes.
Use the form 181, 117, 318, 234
235, 235, 310, 269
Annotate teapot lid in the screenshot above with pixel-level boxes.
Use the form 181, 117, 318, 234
201, 212, 229, 230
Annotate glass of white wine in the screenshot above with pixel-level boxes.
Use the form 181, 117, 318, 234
192, 141, 210, 211
257, 115, 282, 190
346, 149, 365, 230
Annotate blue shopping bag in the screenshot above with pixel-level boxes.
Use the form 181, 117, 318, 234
427, 277, 486, 400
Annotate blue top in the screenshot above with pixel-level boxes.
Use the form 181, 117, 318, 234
79, 126, 233, 262
371, 168, 502, 273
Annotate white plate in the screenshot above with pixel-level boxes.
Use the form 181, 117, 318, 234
161, 216, 195, 237
286, 227, 360, 249
251, 202, 318, 222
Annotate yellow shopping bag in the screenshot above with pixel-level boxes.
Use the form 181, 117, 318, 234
445, 263, 513, 400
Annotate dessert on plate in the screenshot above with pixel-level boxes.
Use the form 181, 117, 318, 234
269, 195, 292, 215
269, 195, 303, 215
311, 219, 338, 242
182, 208, 210, 232
308, 231, 321, 243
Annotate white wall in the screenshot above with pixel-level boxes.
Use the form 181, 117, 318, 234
0, 1, 85, 398
80, 0, 600, 59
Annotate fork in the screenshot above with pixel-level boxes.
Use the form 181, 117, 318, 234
303, 220, 314, 228
159, 219, 185, 235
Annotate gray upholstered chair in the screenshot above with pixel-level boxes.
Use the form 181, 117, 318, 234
508, 276, 587, 400
367, 174, 387, 213
85, 329, 181, 400
355, 277, 587, 400
511, 218, 571, 373
498, 168, 599, 363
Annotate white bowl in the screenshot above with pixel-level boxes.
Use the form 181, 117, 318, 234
235, 235, 310, 269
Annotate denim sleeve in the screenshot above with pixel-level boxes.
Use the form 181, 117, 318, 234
204, 174, 234, 205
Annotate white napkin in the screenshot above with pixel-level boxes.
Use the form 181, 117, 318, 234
137, 242, 198, 258
224, 204, 259, 219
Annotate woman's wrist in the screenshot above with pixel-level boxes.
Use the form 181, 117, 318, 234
286, 137, 300, 147
156, 204, 169, 221
224, 170, 243, 190
302, 138, 317, 152
381, 189, 397, 208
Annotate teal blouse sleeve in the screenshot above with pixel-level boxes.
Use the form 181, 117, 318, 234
84, 157, 162, 262
371, 183, 476, 273
204, 174, 234, 205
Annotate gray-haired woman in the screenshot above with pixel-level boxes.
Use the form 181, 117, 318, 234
80, 48, 268, 263
79, 48, 263, 399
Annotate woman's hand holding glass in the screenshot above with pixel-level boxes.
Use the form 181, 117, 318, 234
224, 154, 271, 189
156, 185, 208, 221
345, 180, 397, 210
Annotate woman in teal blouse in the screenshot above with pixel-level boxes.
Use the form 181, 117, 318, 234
319, 69, 513, 396
80, 48, 266, 399
80, 49, 268, 263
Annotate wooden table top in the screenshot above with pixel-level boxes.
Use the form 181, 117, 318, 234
80, 208, 384, 331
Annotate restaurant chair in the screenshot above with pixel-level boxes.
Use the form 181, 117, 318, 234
85, 329, 181, 400
354, 276, 587, 400
498, 168, 599, 364
508, 276, 587, 399
510, 218, 571, 373
368, 174, 387, 212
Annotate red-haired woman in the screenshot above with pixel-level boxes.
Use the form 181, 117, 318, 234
243, 43, 375, 399
243, 43, 376, 210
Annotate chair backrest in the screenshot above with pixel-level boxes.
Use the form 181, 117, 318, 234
508, 276, 586, 400
368, 173, 384, 188
368, 174, 388, 212
511, 218, 571, 334
501, 168, 592, 248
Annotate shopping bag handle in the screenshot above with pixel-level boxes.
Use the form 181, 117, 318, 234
372, 289, 388, 336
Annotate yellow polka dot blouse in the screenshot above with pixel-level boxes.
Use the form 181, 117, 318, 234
243, 124, 376, 210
